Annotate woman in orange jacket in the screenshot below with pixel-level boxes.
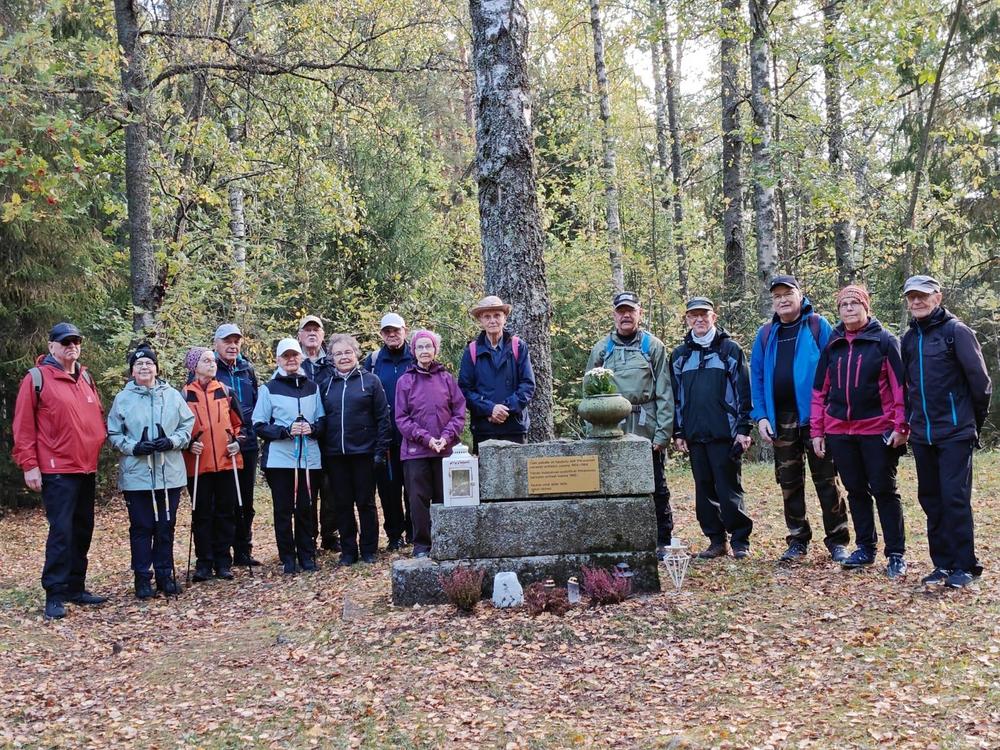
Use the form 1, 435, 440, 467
183, 347, 245, 582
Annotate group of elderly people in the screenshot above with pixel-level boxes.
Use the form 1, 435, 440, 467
13, 275, 991, 619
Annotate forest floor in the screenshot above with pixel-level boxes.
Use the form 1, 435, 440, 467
1, 454, 998, 749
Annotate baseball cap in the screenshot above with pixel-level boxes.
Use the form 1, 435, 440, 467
685, 297, 715, 312
769, 275, 800, 291
275, 338, 302, 357
613, 291, 641, 309
298, 314, 323, 330
48, 322, 82, 343
380, 312, 406, 330
214, 323, 242, 340
902, 275, 941, 295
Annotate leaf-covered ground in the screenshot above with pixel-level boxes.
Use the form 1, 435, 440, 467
1, 454, 998, 749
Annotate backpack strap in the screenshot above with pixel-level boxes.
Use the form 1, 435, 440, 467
639, 331, 652, 364
29, 367, 43, 399
370, 347, 380, 370
761, 315, 822, 349
603, 335, 614, 363
511, 335, 520, 361
469, 341, 477, 364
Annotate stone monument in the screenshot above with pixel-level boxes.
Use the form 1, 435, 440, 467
391, 433, 661, 605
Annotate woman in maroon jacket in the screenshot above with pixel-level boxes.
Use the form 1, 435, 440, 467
810, 286, 909, 578
394, 329, 467, 557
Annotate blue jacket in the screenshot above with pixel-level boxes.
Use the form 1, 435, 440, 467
458, 330, 535, 438
215, 354, 259, 453
362, 343, 413, 445
251, 371, 324, 470
750, 297, 833, 427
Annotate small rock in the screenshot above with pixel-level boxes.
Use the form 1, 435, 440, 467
492, 571, 523, 608
342, 595, 366, 621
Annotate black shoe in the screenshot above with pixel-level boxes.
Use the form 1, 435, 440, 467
158, 578, 181, 596
779, 542, 808, 564
320, 538, 342, 553
135, 575, 155, 600
945, 570, 975, 589
233, 553, 262, 567
68, 590, 108, 605
44, 599, 66, 620
300, 559, 318, 572
361, 553, 377, 564
282, 559, 299, 575
413, 551, 430, 559
696, 542, 728, 560
386, 538, 404, 552
732, 546, 750, 560
192, 565, 212, 583
339, 554, 357, 567
841, 546, 876, 569
921, 568, 950, 585
214, 567, 235, 581
828, 544, 850, 564
885, 554, 907, 580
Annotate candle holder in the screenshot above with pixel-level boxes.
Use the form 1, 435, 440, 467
662, 538, 690, 592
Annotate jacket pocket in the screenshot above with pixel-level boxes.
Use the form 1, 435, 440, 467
948, 392, 958, 426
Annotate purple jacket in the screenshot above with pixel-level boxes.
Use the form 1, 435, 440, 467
395, 362, 467, 461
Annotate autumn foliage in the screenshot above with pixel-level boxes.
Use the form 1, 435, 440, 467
524, 582, 571, 616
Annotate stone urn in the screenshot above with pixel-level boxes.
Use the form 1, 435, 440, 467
578, 393, 632, 438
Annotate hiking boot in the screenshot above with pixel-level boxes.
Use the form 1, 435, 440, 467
828, 544, 850, 564
732, 545, 750, 560
134, 575, 155, 600
214, 567, 235, 581
68, 590, 108, 605
281, 559, 299, 575
44, 598, 66, 620
656, 544, 667, 561
233, 553, 262, 567
696, 542, 728, 560
339, 554, 357, 567
361, 553, 377, 564
300, 559, 318, 572
921, 568, 950, 585
386, 538, 404, 553
885, 554, 907, 580
320, 538, 342, 553
841, 546, 876, 569
945, 570, 975, 589
192, 564, 212, 583
779, 541, 808, 564
158, 577, 181, 597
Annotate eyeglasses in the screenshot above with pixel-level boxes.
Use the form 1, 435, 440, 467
686, 311, 711, 320
330, 350, 355, 358
413, 343, 436, 352
838, 300, 863, 309
771, 292, 797, 301
133, 358, 155, 368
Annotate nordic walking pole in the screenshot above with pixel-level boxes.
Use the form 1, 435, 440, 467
226, 429, 251, 578
185, 431, 203, 585
156, 425, 180, 598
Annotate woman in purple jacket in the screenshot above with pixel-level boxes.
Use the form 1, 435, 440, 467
394, 330, 467, 557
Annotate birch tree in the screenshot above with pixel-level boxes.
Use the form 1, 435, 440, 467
749, 0, 777, 313
823, 0, 855, 285
721, 0, 745, 299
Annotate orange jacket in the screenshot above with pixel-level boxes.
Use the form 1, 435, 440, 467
182, 378, 244, 476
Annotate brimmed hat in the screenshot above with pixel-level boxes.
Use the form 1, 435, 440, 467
298, 315, 323, 330
469, 295, 511, 319
902, 275, 941, 295
214, 323, 242, 340
128, 344, 158, 369
685, 297, 714, 312
379, 312, 406, 330
275, 338, 302, 357
769, 275, 800, 291
48, 322, 82, 343
613, 291, 641, 309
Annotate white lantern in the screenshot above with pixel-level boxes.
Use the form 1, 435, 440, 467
443, 444, 480, 506
662, 537, 690, 592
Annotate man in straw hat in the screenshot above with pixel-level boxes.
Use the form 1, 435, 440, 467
458, 295, 536, 452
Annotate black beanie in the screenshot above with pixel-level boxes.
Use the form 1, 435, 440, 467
128, 344, 158, 369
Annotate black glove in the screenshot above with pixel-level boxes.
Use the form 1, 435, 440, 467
133, 440, 155, 456
151, 436, 173, 452
373, 453, 387, 468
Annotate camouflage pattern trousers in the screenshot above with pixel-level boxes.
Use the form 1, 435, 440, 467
772, 413, 849, 548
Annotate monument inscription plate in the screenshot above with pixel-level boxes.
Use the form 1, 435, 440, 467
527, 455, 600, 495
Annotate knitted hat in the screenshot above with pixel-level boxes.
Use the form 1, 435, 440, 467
185, 347, 208, 373
836, 285, 871, 312
410, 329, 441, 355
128, 344, 158, 369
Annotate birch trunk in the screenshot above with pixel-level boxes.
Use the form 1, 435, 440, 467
749, 0, 778, 315
656, 0, 687, 297
721, 0, 745, 299
823, 0, 855, 286
468, 0, 554, 442
589, 0, 625, 294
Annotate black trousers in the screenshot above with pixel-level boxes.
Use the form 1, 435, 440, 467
41, 473, 96, 599
311, 471, 340, 547
187, 471, 237, 570
326, 454, 379, 557
264, 467, 319, 566
375, 443, 411, 543
826, 434, 905, 557
688, 440, 752, 548
403, 457, 444, 554
232, 450, 258, 557
124, 487, 182, 581
652, 447, 673, 545
912, 440, 981, 575
471, 432, 525, 454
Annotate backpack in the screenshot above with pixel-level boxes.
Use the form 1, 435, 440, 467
469, 335, 521, 364
29, 365, 96, 404
600, 331, 653, 374
760, 313, 822, 350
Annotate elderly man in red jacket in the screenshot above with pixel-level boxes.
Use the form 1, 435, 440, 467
12, 322, 108, 619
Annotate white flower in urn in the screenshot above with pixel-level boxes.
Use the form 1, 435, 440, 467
583, 367, 618, 397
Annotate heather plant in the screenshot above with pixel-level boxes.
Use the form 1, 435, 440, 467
581, 565, 631, 606
439, 567, 485, 613
524, 582, 571, 616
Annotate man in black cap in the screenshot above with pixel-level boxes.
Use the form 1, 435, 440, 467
900, 274, 992, 588
586, 291, 675, 557
670, 298, 754, 559
12, 323, 109, 619
749, 276, 850, 564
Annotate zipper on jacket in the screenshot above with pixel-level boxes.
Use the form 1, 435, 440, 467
845, 345, 854, 422
918, 328, 932, 444
854, 354, 863, 388
205, 386, 219, 474
949, 391, 957, 426
340, 376, 348, 454
837, 357, 842, 390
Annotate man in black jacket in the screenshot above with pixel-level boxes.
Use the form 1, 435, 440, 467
901, 275, 992, 588
670, 298, 754, 559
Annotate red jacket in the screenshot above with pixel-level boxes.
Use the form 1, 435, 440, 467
182, 378, 244, 476
12, 355, 107, 474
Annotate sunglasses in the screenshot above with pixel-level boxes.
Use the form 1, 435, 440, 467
58, 337, 82, 346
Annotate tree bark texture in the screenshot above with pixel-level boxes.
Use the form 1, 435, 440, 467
720, 0, 745, 299
655, 0, 687, 298
468, 0, 554, 442
748, 0, 778, 315
823, 0, 855, 286
114, 0, 157, 332
589, 0, 625, 294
